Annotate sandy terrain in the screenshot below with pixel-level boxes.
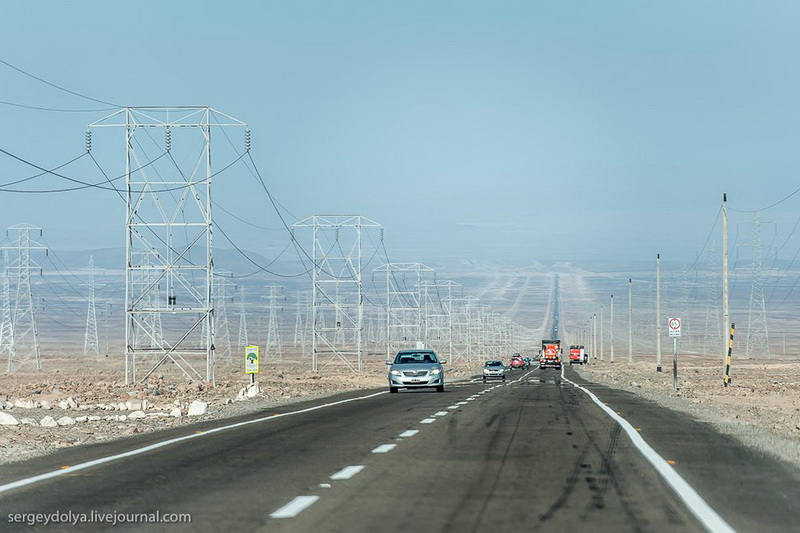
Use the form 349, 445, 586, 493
1, 353, 799, 472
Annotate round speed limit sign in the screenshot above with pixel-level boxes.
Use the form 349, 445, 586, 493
668, 317, 682, 337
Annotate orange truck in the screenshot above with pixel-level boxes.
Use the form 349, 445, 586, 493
569, 345, 587, 365
539, 340, 562, 369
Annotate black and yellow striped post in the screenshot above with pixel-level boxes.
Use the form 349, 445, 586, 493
723, 323, 734, 387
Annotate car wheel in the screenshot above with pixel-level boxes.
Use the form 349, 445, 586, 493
436, 385, 444, 393
389, 387, 398, 394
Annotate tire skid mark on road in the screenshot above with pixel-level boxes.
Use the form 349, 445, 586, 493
561, 368, 735, 533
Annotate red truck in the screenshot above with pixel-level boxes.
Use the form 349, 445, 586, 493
539, 340, 562, 369
569, 345, 588, 365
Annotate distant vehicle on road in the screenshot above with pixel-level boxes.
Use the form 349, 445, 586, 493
509, 354, 527, 370
482, 360, 507, 382
569, 345, 588, 365
387, 349, 446, 393
539, 340, 562, 369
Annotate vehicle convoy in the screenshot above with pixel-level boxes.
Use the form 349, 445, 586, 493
569, 345, 588, 365
539, 340, 562, 369
482, 360, 506, 382
387, 349, 446, 393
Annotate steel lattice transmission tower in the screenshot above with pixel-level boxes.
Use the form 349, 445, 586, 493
2, 224, 47, 371
265, 284, 284, 361
293, 289, 311, 354
89, 107, 248, 383
0, 252, 15, 369
421, 279, 460, 362
375, 263, 435, 358
213, 272, 234, 361
293, 215, 382, 371
237, 285, 249, 349
702, 243, 721, 356
84, 256, 100, 355
745, 212, 771, 357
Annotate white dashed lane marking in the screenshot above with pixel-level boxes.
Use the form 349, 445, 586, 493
270, 496, 320, 518
330, 465, 364, 480
420, 418, 436, 424
372, 444, 397, 453
434, 411, 448, 417
399, 430, 419, 438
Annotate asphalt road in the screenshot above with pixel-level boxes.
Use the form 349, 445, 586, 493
2, 366, 799, 532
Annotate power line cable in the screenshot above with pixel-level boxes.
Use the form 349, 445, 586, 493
0, 57, 122, 107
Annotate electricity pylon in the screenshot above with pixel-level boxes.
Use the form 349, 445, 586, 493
237, 285, 249, 349
293, 215, 382, 371
213, 272, 233, 361
89, 106, 248, 384
84, 255, 100, 355
703, 243, 721, 356
375, 262, 435, 358
0, 252, 15, 370
2, 224, 47, 371
745, 212, 770, 357
265, 284, 283, 360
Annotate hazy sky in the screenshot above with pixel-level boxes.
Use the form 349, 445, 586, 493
2, 1, 800, 268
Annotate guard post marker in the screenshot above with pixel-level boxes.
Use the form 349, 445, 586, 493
723, 323, 734, 387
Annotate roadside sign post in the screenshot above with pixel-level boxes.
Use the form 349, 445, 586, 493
668, 318, 681, 390
245, 345, 260, 386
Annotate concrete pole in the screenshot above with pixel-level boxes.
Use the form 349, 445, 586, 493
610, 294, 615, 363
628, 279, 633, 363
656, 253, 662, 372
722, 193, 730, 376
592, 313, 597, 363
600, 305, 604, 362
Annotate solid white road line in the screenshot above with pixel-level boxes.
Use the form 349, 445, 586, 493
330, 465, 365, 480
270, 496, 320, 518
0, 390, 388, 495
399, 430, 419, 438
561, 368, 735, 533
372, 444, 397, 454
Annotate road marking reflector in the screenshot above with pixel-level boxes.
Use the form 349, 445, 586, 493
372, 444, 397, 454
330, 465, 365, 480
399, 430, 419, 438
270, 496, 319, 518
667, 460, 677, 465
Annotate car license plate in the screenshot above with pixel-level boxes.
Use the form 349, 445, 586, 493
410, 378, 422, 383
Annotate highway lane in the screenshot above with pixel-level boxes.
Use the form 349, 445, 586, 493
2, 367, 800, 532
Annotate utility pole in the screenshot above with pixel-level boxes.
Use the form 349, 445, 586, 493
656, 253, 662, 372
599, 305, 604, 362
610, 294, 615, 363
84, 256, 100, 355
591, 313, 597, 363
722, 193, 730, 377
628, 279, 633, 363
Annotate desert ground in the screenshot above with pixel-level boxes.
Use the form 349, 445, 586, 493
1, 351, 799, 473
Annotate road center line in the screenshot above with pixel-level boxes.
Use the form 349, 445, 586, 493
434, 411, 448, 417
330, 465, 365, 480
270, 495, 320, 518
0, 390, 388, 495
420, 418, 436, 424
372, 444, 397, 453
562, 369, 735, 533
399, 430, 419, 438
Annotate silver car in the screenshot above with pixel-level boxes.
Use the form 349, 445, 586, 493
482, 360, 506, 382
387, 349, 446, 393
